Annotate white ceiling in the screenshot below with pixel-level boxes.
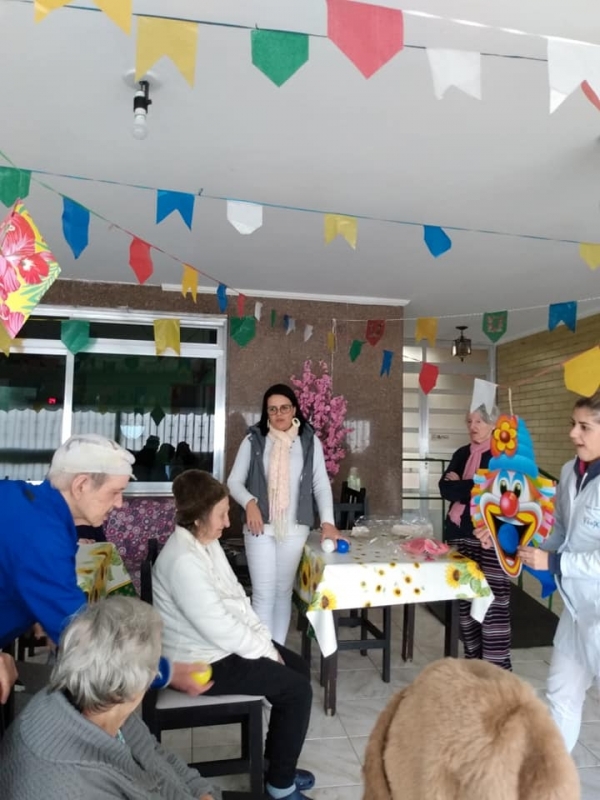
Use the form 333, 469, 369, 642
2, 0, 600, 344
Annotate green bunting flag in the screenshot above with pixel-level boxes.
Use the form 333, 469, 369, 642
482, 311, 508, 343
60, 320, 90, 354
230, 316, 257, 347
251, 30, 309, 87
0, 167, 31, 207
349, 339, 365, 362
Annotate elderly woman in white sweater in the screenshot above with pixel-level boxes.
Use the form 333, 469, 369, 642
0, 596, 219, 800
152, 470, 315, 800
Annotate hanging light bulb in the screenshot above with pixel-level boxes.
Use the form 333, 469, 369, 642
452, 325, 472, 361
132, 80, 152, 140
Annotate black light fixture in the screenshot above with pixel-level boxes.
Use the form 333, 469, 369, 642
452, 325, 472, 361
132, 80, 152, 140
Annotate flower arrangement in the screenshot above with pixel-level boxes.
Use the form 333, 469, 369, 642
290, 359, 351, 478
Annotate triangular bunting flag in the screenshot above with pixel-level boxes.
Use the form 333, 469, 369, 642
216, 283, 228, 313
470, 378, 497, 415
548, 301, 577, 332
254, 301, 263, 321
230, 316, 257, 347
327, 331, 336, 352
236, 294, 246, 317
380, 349, 393, 377
582, 80, 600, 111
563, 347, 600, 396
0, 324, 12, 356
304, 324, 313, 342
227, 201, 263, 235
0, 167, 31, 207
94, 0, 132, 34
482, 311, 508, 343
286, 318, 296, 335
181, 265, 198, 302
423, 225, 452, 257
62, 198, 90, 259
154, 318, 181, 356
415, 317, 438, 347
61, 320, 90, 354
547, 38, 600, 113
251, 29, 309, 87
419, 363, 439, 394
270, 309, 277, 327
156, 190, 195, 230
34, 0, 70, 22
327, 0, 404, 79
579, 242, 600, 270
324, 214, 357, 249
349, 339, 365, 362
136, 17, 199, 86
150, 405, 165, 426
129, 237, 153, 284
365, 319, 385, 346
426, 49, 482, 100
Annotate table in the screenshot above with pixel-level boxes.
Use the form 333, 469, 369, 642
76, 542, 136, 601
293, 531, 494, 714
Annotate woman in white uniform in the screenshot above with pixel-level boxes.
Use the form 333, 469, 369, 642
519, 391, 600, 752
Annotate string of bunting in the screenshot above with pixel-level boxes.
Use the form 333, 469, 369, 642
13, 0, 600, 113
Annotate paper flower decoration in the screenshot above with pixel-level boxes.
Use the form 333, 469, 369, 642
0, 201, 61, 338
491, 415, 518, 456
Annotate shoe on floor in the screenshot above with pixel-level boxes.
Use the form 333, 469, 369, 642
294, 769, 315, 791
266, 789, 313, 800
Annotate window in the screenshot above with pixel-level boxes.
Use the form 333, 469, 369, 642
0, 307, 227, 493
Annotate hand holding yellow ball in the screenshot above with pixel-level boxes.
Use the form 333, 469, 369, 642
191, 665, 213, 686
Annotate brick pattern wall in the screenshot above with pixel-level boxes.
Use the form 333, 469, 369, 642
496, 313, 600, 479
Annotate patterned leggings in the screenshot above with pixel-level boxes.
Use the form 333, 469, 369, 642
455, 537, 512, 671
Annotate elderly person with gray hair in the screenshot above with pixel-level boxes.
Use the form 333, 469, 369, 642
0, 433, 209, 695
438, 404, 513, 671
0, 597, 220, 800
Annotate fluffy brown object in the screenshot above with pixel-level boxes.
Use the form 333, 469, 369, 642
362, 658, 580, 800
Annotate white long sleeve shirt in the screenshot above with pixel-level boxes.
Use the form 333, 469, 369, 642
152, 526, 279, 664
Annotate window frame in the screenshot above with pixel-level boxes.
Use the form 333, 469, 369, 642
5, 305, 228, 495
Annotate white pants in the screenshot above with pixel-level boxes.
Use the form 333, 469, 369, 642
244, 524, 309, 646
547, 646, 596, 752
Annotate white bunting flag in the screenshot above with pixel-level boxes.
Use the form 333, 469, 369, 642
426, 49, 481, 100
227, 201, 263, 235
547, 38, 600, 112
470, 378, 497, 416
286, 317, 296, 335
254, 301, 263, 321
304, 324, 313, 342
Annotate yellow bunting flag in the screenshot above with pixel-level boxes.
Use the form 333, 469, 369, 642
181, 265, 198, 302
0, 325, 12, 357
35, 0, 132, 33
327, 331, 336, 352
564, 347, 600, 397
324, 214, 358, 250
579, 243, 600, 270
136, 17, 199, 86
415, 317, 438, 347
153, 319, 181, 356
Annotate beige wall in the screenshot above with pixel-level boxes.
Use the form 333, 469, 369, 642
496, 313, 600, 478
44, 280, 404, 517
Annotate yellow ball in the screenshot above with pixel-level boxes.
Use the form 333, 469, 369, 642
191, 666, 212, 685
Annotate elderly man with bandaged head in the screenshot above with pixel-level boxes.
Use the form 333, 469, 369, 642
0, 434, 208, 697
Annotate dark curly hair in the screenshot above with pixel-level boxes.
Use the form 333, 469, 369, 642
172, 470, 228, 533
257, 383, 308, 436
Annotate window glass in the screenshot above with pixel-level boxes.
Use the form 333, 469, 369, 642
0, 354, 66, 480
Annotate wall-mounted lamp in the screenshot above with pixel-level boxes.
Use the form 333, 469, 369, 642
452, 325, 472, 361
132, 80, 152, 140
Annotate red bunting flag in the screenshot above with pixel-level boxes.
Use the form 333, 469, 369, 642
129, 237, 153, 284
365, 319, 385, 346
327, 0, 404, 79
236, 293, 246, 317
419, 363, 439, 395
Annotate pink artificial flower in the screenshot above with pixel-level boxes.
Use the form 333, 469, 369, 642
0, 304, 25, 338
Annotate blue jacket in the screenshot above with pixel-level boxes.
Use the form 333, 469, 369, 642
0, 480, 86, 648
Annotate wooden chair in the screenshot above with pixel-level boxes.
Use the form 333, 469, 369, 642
140, 539, 264, 797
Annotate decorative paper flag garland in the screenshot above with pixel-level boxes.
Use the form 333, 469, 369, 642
254, 301, 262, 321
548, 301, 577, 332
563, 347, 600, 397
324, 214, 358, 249
251, 30, 309, 87
181, 264, 198, 302
35, 0, 132, 33
349, 339, 364, 362
380, 349, 393, 376
156, 190, 195, 230
482, 310, 508, 343
470, 378, 497, 415
153, 318, 181, 355
230, 316, 256, 347
326, 0, 404, 79
0, 168, 31, 207
62, 198, 90, 259
415, 317, 438, 346
426, 49, 482, 100
136, 17, 199, 86
423, 225, 452, 257
216, 283, 228, 313
365, 319, 385, 346
227, 201, 263, 235
61, 320, 90, 354
579, 243, 600, 270
419, 362, 439, 394
547, 38, 600, 113
129, 237, 153, 284
236, 293, 246, 317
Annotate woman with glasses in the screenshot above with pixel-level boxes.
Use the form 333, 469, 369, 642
228, 383, 341, 645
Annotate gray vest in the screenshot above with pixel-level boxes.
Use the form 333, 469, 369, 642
244, 423, 316, 527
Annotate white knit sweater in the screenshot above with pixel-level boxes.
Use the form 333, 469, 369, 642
152, 526, 279, 664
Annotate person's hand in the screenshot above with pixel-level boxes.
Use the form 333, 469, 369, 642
321, 522, 344, 544
444, 472, 460, 481
518, 547, 550, 571
246, 499, 264, 536
473, 528, 493, 549
78, 538, 96, 544
0, 652, 18, 704
169, 662, 214, 696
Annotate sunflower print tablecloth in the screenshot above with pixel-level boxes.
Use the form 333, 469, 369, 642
76, 542, 136, 603
294, 531, 494, 657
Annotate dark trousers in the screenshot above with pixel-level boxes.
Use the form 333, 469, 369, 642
205, 642, 312, 789
455, 537, 512, 671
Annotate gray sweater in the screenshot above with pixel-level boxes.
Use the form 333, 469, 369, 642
0, 688, 220, 800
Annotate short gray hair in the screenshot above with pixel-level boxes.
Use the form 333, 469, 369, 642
49, 597, 162, 713
467, 404, 500, 425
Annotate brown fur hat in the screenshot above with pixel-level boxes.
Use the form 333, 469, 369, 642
363, 658, 580, 800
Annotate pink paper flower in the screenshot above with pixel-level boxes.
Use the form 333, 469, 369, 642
0, 304, 25, 338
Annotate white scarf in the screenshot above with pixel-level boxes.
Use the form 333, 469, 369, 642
267, 419, 300, 541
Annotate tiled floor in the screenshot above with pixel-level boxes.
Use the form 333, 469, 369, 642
160, 605, 600, 799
